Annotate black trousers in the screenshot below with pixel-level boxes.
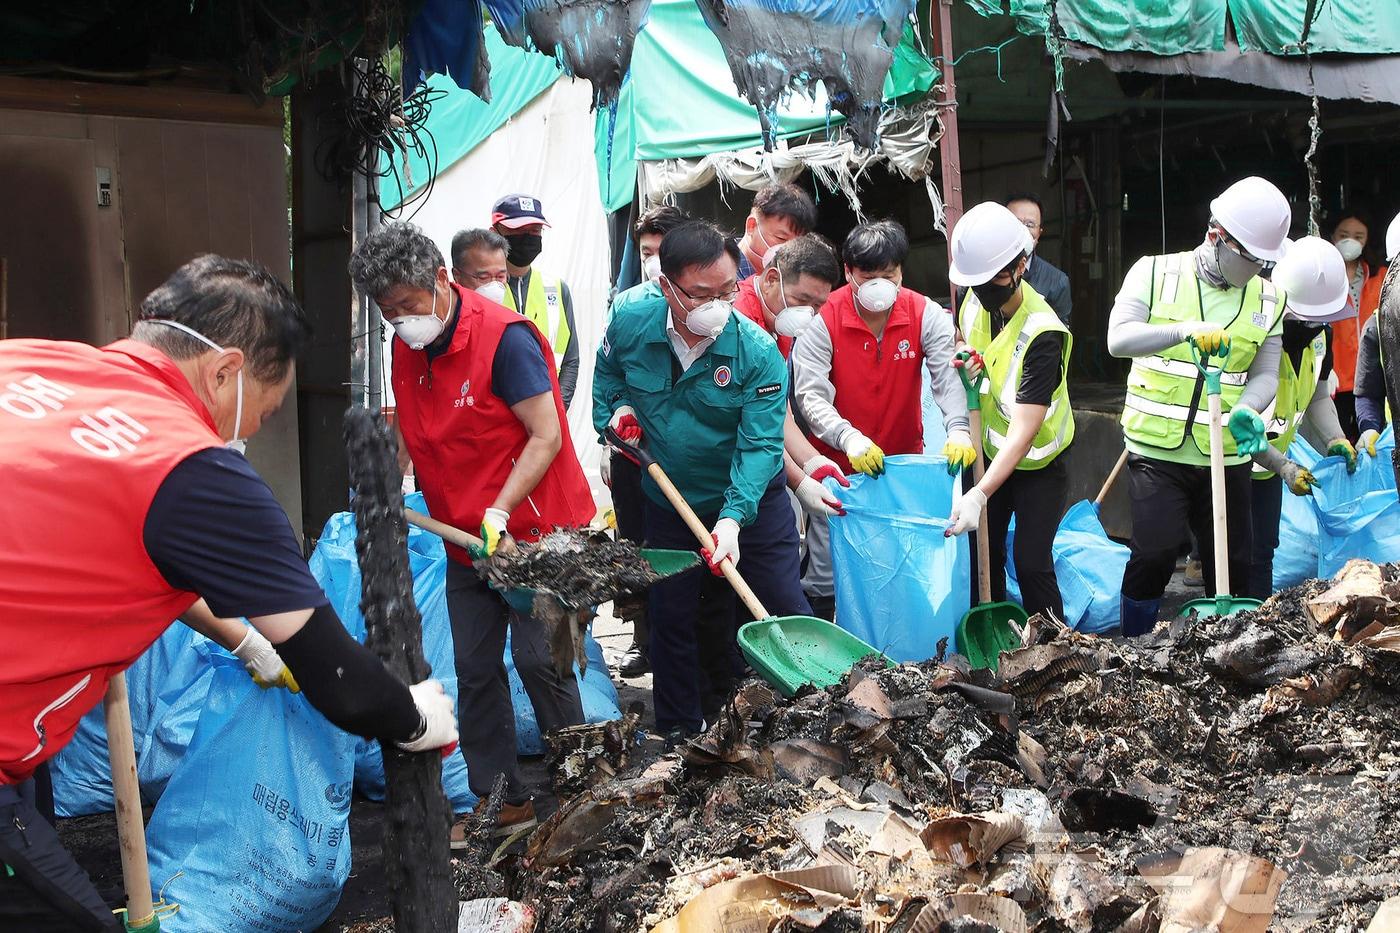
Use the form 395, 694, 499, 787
1246, 474, 1283, 601
986, 456, 1069, 620
446, 560, 584, 803
610, 450, 649, 651
0, 767, 120, 932
1334, 391, 1358, 442
1122, 454, 1254, 601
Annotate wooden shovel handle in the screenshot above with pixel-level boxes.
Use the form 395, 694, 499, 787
404, 508, 485, 551
969, 409, 992, 605
105, 673, 156, 928
1095, 449, 1131, 505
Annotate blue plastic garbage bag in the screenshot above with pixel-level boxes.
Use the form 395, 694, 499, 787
511, 631, 620, 755
308, 493, 477, 813
49, 624, 216, 817
147, 656, 356, 932
1309, 426, 1400, 578
1272, 436, 1322, 590
1005, 499, 1127, 634
828, 455, 971, 662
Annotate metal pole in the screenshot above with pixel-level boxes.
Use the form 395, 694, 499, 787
365, 169, 384, 414
349, 58, 385, 413
932, 0, 965, 247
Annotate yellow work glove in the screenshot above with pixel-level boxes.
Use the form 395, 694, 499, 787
478, 507, 510, 558
1359, 429, 1381, 458
1278, 460, 1318, 497
942, 429, 977, 476
232, 627, 301, 693
1327, 437, 1358, 474
1180, 322, 1231, 356
843, 435, 886, 477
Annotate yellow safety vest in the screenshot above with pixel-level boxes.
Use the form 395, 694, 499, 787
504, 272, 571, 372
1254, 329, 1327, 479
959, 282, 1075, 469
1120, 252, 1283, 466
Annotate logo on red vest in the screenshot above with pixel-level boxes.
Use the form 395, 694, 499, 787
714, 365, 732, 388
894, 337, 917, 361
456, 379, 475, 409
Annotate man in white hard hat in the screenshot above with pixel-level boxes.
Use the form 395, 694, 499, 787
1107, 176, 1290, 636
1246, 236, 1357, 598
1353, 211, 1400, 456
943, 203, 1076, 621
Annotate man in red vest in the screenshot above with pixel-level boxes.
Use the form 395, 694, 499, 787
351, 224, 594, 843
791, 221, 976, 614
0, 256, 457, 930
734, 233, 849, 618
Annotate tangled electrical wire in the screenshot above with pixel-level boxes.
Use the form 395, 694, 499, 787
315, 54, 446, 220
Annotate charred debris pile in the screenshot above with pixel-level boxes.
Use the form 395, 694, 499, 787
511, 560, 1400, 932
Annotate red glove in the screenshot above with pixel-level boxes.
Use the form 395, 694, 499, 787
808, 463, 851, 489
609, 405, 642, 443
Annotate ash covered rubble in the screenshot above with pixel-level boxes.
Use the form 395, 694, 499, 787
507, 561, 1400, 932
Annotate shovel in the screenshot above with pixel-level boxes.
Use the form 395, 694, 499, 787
402, 508, 698, 618
950, 351, 1030, 671
1177, 343, 1262, 619
605, 428, 885, 697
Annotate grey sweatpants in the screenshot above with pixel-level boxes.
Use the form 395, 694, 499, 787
446, 559, 583, 803
801, 511, 835, 599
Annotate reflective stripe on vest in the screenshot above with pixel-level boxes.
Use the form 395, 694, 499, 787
1120, 252, 1283, 462
505, 273, 571, 371
1253, 330, 1327, 477
959, 283, 1075, 469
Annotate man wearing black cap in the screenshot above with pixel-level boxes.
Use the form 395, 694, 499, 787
492, 194, 581, 408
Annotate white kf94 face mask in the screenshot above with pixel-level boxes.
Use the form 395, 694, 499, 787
855, 277, 898, 313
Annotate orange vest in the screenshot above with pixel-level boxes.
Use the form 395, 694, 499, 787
391, 283, 594, 565
1333, 261, 1378, 393
0, 339, 219, 783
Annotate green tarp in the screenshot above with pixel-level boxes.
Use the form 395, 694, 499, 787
593, 0, 937, 212
1232, 0, 1400, 55
381, 28, 562, 211
968, 0, 1399, 58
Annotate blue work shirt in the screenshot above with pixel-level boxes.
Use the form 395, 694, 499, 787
594, 282, 787, 526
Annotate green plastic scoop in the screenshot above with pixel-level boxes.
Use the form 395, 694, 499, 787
605, 427, 888, 695
1176, 341, 1261, 619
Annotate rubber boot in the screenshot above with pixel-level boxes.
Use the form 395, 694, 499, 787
1120, 596, 1161, 638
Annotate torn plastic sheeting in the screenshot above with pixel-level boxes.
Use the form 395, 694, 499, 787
694, 0, 916, 150
1138, 847, 1287, 933
486, 0, 651, 109
649, 865, 860, 932
457, 897, 537, 932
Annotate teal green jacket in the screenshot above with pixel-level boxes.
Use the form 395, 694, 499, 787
593, 283, 787, 525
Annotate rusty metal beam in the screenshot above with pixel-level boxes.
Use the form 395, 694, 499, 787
931, 0, 964, 248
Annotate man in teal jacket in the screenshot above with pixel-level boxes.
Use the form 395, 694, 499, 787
595, 220, 809, 736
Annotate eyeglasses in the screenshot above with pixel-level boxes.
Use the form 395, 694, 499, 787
456, 268, 507, 285
667, 277, 739, 305
1020, 219, 1041, 231
1211, 223, 1274, 269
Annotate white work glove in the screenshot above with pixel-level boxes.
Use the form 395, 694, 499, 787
609, 405, 642, 443
600, 450, 613, 487
703, 517, 741, 574
1176, 321, 1231, 354
397, 680, 459, 753
945, 487, 988, 537
478, 507, 511, 558
1359, 428, 1382, 459
843, 432, 886, 477
795, 476, 845, 518
232, 627, 299, 692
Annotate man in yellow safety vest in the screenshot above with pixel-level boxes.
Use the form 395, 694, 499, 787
1108, 176, 1291, 636
491, 193, 581, 408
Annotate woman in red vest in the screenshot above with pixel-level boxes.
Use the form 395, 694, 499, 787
351, 225, 594, 843
1, 256, 456, 930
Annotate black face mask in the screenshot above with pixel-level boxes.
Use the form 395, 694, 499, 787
1282, 319, 1323, 356
507, 233, 543, 267
972, 275, 1019, 313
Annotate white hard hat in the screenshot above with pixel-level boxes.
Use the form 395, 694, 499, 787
1272, 236, 1353, 322
1209, 176, 1291, 262
948, 202, 1030, 287
1386, 211, 1400, 263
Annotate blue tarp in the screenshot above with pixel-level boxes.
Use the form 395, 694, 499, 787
1006, 498, 1128, 634
1309, 426, 1400, 577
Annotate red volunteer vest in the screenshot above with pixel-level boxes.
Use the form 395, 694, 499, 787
392, 283, 594, 565
735, 276, 794, 359
0, 339, 219, 783
808, 284, 927, 473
